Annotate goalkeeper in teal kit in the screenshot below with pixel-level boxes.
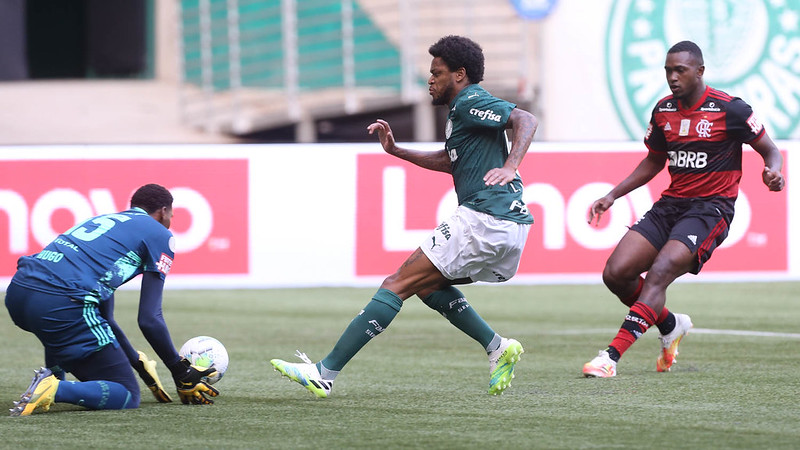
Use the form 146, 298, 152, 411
271, 35, 539, 397
6, 184, 219, 416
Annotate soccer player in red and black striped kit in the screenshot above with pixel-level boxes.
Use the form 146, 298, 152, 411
582, 41, 785, 378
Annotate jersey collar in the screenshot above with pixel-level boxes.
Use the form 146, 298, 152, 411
678, 85, 710, 112
450, 84, 482, 108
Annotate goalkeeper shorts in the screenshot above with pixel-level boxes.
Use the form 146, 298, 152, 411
5, 282, 119, 371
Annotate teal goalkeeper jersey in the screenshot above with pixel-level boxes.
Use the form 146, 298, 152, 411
445, 84, 533, 224
11, 207, 175, 304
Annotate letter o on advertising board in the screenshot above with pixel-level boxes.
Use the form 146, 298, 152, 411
567, 182, 630, 249
722, 192, 751, 248
172, 187, 213, 252
31, 189, 94, 246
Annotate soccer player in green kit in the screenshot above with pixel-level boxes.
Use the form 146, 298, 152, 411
271, 35, 539, 397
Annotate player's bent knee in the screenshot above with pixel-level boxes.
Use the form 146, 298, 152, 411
125, 389, 141, 409
601, 264, 626, 289
125, 396, 140, 409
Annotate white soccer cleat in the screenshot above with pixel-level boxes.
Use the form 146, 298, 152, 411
270, 350, 333, 398
657, 313, 693, 372
582, 350, 617, 378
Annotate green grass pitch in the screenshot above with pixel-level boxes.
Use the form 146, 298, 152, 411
1, 282, 799, 449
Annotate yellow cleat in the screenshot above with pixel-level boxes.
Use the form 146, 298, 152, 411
270, 351, 333, 398
488, 338, 524, 395
10, 368, 59, 417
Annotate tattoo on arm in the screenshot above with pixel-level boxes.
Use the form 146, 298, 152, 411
506, 110, 538, 169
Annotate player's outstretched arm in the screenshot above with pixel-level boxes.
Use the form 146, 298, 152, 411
138, 272, 183, 366
367, 119, 451, 173
588, 151, 667, 226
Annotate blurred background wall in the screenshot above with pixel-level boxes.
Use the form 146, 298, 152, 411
1, 0, 798, 145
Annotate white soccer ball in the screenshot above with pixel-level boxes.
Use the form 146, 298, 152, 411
179, 336, 229, 385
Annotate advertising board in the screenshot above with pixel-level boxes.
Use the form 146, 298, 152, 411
0, 143, 793, 288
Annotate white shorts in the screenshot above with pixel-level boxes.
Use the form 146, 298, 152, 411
420, 205, 531, 283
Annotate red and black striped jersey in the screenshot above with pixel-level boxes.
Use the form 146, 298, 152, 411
644, 85, 765, 200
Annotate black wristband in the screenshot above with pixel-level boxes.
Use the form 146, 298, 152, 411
167, 358, 190, 378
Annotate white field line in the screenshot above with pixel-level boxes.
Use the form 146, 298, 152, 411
690, 328, 800, 339
544, 328, 800, 339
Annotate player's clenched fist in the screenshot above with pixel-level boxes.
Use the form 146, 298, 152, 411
762, 167, 785, 192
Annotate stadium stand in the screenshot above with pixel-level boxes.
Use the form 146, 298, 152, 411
0, 0, 540, 145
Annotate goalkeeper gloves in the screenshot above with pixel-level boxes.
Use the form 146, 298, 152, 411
173, 358, 220, 405
133, 351, 173, 403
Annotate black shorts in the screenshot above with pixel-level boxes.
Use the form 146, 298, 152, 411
630, 196, 734, 274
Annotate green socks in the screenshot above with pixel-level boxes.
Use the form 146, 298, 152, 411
422, 287, 496, 350
320, 288, 403, 372
317, 286, 498, 375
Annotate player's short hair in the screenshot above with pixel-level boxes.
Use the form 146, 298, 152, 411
668, 40, 704, 65
428, 35, 485, 84
130, 183, 173, 213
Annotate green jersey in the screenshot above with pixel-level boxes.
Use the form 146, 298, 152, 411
445, 84, 533, 224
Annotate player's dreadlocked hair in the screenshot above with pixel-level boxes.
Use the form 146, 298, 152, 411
429, 35, 485, 84
130, 183, 173, 213
668, 40, 704, 65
